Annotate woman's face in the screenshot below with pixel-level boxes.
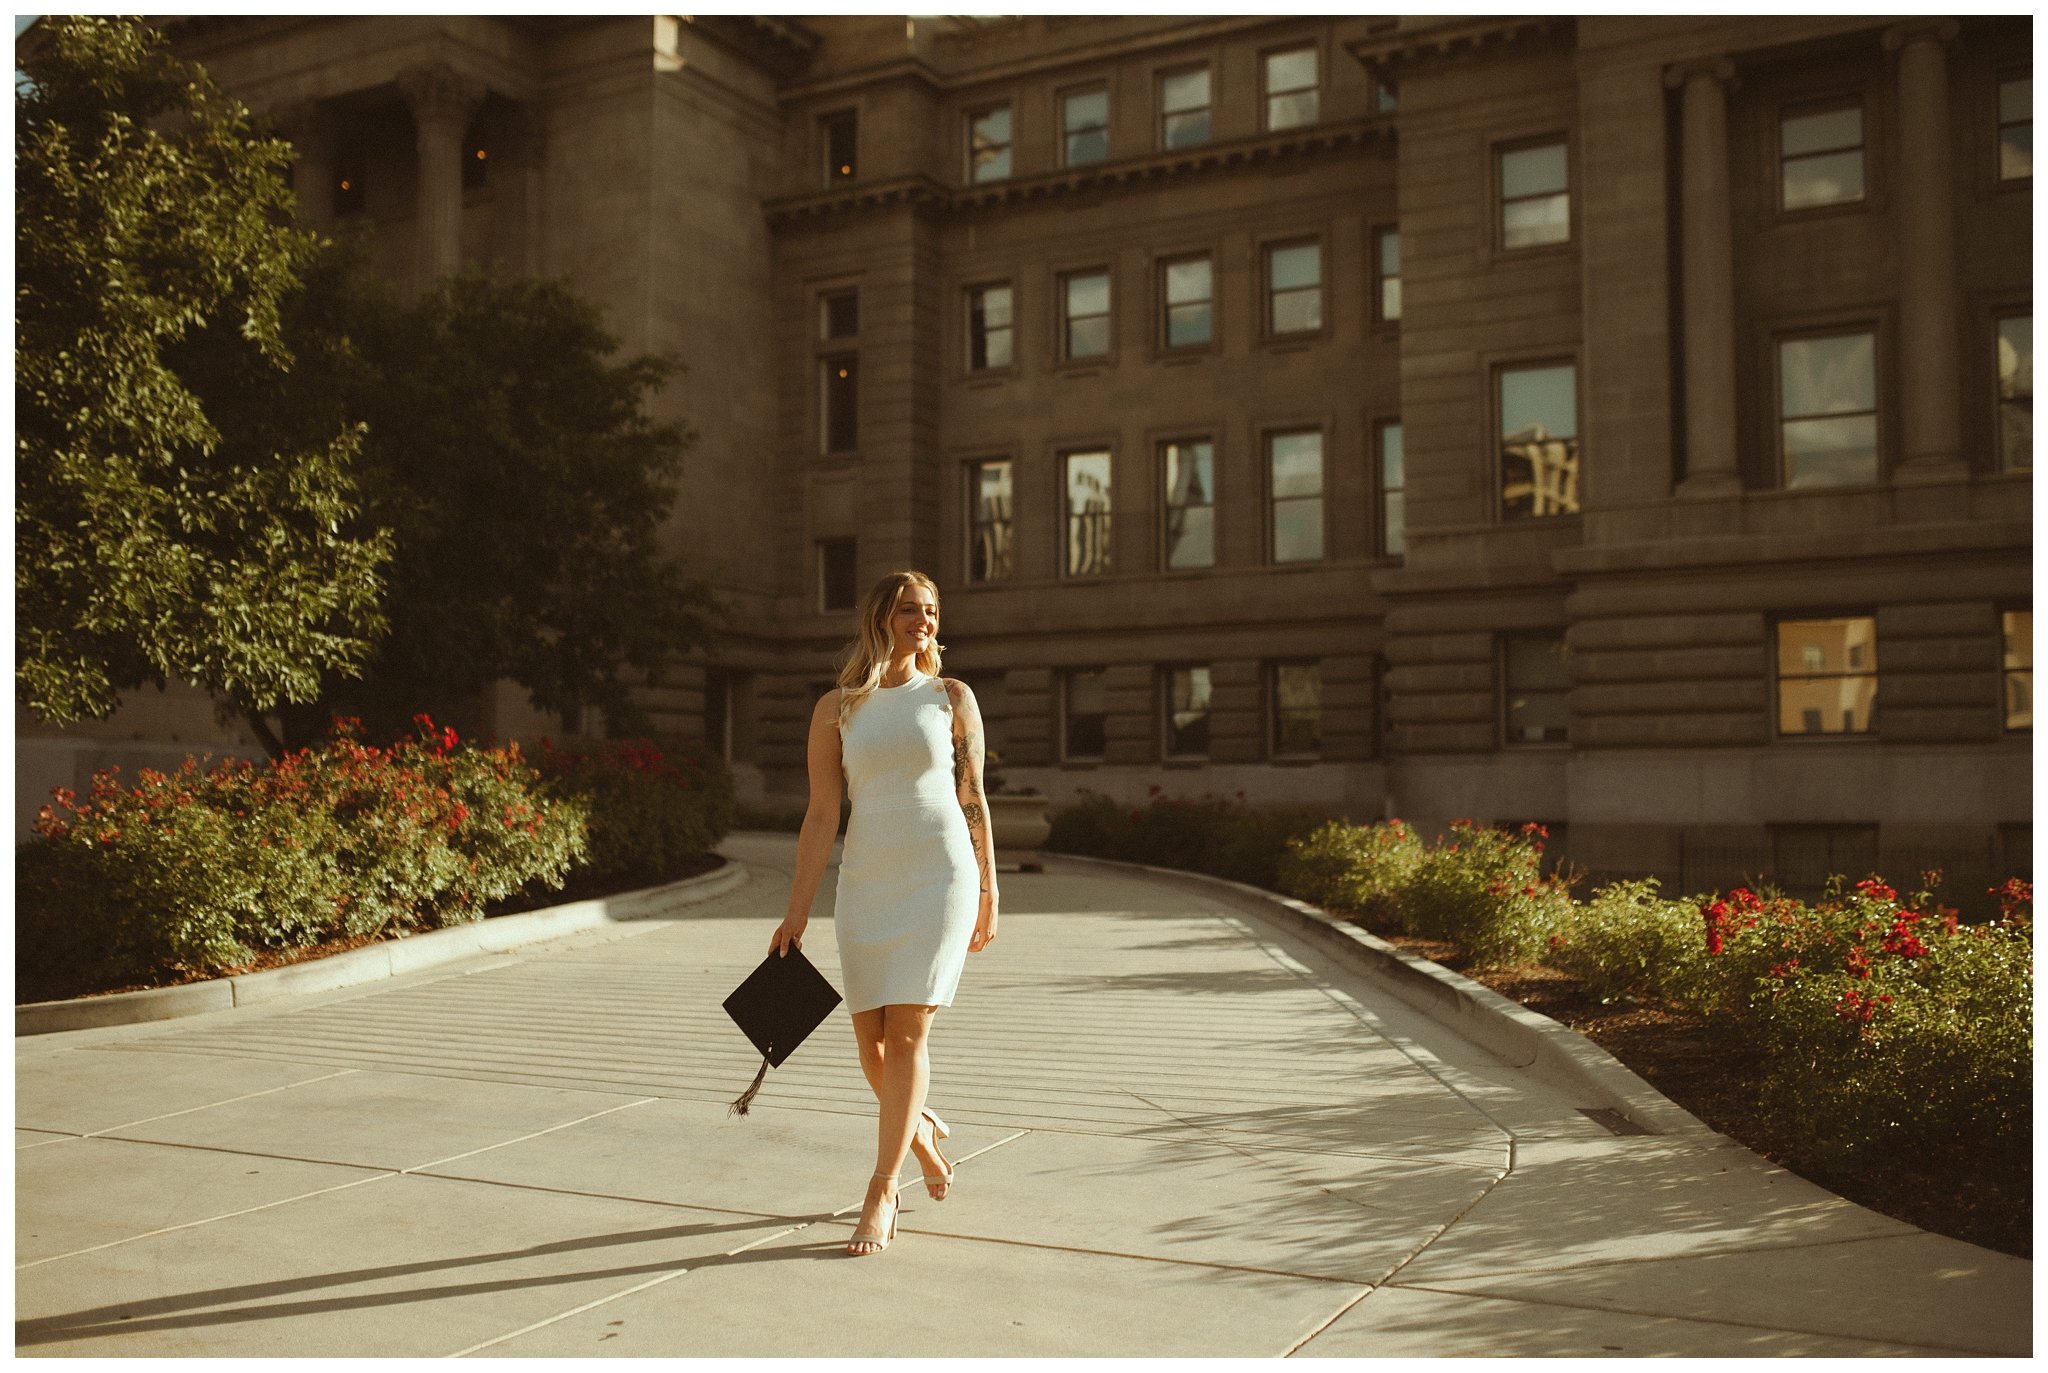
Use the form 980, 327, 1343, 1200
888, 584, 939, 657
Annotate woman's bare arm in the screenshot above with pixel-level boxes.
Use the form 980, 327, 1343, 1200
947, 679, 999, 946
771, 690, 844, 955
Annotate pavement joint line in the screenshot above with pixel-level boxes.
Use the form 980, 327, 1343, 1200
16, 1098, 662, 1272
15, 1067, 363, 1151
1382, 1279, 1998, 1357
442, 1262, 700, 1358
1281, 1284, 1377, 1358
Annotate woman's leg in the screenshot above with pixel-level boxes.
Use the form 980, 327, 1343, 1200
850, 1002, 937, 1254
851, 1004, 940, 1177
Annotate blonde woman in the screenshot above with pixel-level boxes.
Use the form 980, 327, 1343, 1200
770, 570, 999, 1257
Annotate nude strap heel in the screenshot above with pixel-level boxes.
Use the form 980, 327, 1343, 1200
847, 1172, 899, 1255
919, 1109, 955, 1201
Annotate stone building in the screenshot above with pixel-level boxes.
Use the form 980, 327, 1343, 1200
21, 15, 2033, 903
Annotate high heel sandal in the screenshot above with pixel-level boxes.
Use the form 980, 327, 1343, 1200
846, 1172, 899, 1256
918, 1109, 955, 1201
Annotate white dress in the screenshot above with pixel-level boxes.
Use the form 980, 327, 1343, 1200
833, 671, 979, 1013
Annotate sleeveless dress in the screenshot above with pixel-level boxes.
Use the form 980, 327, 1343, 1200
833, 671, 979, 1013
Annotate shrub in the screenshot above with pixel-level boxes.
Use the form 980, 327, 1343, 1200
1278, 818, 1424, 922
1394, 820, 1576, 967
17, 716, 586, 994
1046, 787, 1329, 889
1545, 877, 1712, 1005
530, 734, 736, 892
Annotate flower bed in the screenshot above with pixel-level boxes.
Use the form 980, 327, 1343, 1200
1045, 786, 1330, 891
526, 734, 736, 898
19, 716, 587, 1000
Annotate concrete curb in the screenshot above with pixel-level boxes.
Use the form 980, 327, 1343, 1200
1054, 851, 1720, 1141
16, 859, 751, 1037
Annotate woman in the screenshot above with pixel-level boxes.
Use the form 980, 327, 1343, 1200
770, 570, 999, 1257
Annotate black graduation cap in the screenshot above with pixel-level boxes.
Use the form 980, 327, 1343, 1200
722, 945, 843, 1117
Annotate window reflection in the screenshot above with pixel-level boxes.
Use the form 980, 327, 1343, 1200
2004, 609, 2032, 731
1376, 227, 1401, 323
1065, 449, 1113, 577
1999, 315, 2031, 471
1504, 636, 1569, 744
1064, 87, 1109, 166
1268, 241, 1322, 335
1163, 439, 1215, 570
1268, 430, 1324, 562
1776, 617, 1877, 735
1500, 142, 1569, 248
1378, 421, 1405, 557
1779, 333, 1877, 487
969, 105, 1012, 182
1500, 364, 1579, 518
1273, 662, 1321, 755
1164, 256, 1212, 348
1999, 76, 2032, 180
1264, 47, 1318, 131
969, 460, 1013, 584
1781, 103, 1864, 210
1065, 270, 1111, 360
1166, 665, 1212, 756
1161, 67, 1211, 149
970, 284, 1013, 371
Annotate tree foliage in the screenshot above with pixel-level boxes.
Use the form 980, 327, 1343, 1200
15, 16, 393, 727
204, 235, 728, 751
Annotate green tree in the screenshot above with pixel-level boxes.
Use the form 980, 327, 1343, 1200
204, 235, 728, 753
15, 16, 392, 730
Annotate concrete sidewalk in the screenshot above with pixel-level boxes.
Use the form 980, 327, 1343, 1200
14, 832, 2031, 1357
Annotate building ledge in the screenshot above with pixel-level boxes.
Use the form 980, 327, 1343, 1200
1344, 17, 1575, 84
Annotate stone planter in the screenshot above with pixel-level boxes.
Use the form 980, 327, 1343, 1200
988, 792, 1050, 872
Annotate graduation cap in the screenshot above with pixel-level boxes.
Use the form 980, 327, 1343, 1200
722, 945, 843, 1117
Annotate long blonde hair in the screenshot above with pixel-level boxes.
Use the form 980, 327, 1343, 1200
835, 570, 945, 731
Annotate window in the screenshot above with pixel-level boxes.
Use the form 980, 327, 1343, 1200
1999, 75, 2032, 180
969, 284, 1013, 371
1374, 79, 1398, 114
1374, 227, 1401, 324
1377, 421, 1405, 558
820, 354, 857, 453
1164, 666, 1212, 757
1779, 332, 1878, 488
1499, 140, 1569, 249
1160, 66, 1211, 149
1998, 314, 2031, 471
1267, 240, 1323, 336
1272, 662, 1321, 756
820, 290, 858, 341
1775, 616, 1877, 736
1062, 269, 1111, 361
969, 105, 1012, 183
1063, 86, 1109, 166
822, 110, 857, 185
1062, 668, 1108, 760
334, 145, 365, 216
818, 537, 857, 612
1499, 363, 1580, 518
1503, 636, 1570, 745
1264, 46, 1319, 131
1063, 449, 1113, 578
1162, 255, 1213, 349
1780, 101, 1864, 211
968, 460, 1014, 585
2004, 609, 2032, 731
1162, 438, 1215, 570
1268, 430, 1324, 562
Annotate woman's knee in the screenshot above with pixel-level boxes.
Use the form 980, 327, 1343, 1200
883, 1005, 935, 1053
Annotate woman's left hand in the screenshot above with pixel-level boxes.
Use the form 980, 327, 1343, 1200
970, 889, 999, 952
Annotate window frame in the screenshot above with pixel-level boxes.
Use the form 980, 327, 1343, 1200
1059, 666, 1109, 763
1261, 234, 1327, 343
1770, 612, 1880, 740
1161, 663, 1214, 760
1156, 250, 1216, 354
1776, 94, 1868, 218
1996, 68, 2032, 185
1268, 660, 1323, 760
1260, 42, 1321, 133
965, 280, 1017, 377
1059, 81, 1111, 169
1263, 425, 1328, 565
1157, 62, 1213, 151
1375, 417, 1405, 560
1372, 224, 1401, 328
1995, 308, 2032, 473
1499, 633, 1571, 749
819, 288, 859, 343
1495, 357, 1583, 521
965, 456, 1016, 587
1158, 434, 1218, 573
1495, 134, 1573, 253
1057, 265, 1115, 366
1774, 326, 1882, 490
1060, 446, 1115, 580
966, 102, 1014, 184
820, 108, 858, 187
2001, 606, 2032, 733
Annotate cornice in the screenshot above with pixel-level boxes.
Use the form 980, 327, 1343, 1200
1344, 16, 1576, 84
764, 114, 1390, 228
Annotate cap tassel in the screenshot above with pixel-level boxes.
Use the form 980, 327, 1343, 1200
729, 1053, 770, 1117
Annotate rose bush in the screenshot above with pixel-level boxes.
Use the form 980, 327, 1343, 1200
1045, 787, 1330, 889
18, 715, 586, 995
528, 734, 736, 894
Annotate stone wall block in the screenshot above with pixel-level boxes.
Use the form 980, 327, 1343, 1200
1384, 632, 1495, 666
1878, 706, 2005, 744
1571, 644, 1768, 684
1880, 638, 2003, 673
1393, 721, 1497, 754
1571, 679, 1768, 717
1573, 713, 1770, 748
1567, 612, 1766, 652
1386, 662, 1496, 696
1876, 601, 1996, 640
1388, 691, 1497, 725
1876, 670, 2003, 709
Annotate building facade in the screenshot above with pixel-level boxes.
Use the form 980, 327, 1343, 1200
26, 15, 2032, 903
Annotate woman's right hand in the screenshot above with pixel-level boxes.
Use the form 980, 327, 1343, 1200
769, 912, 807, 958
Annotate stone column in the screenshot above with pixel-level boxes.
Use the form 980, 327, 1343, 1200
270, 99, 336, 230
1885, 20, 1968, 483
500, 103, 547, 274
398, 62, 486, 290
1665, 59, 1742, 498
